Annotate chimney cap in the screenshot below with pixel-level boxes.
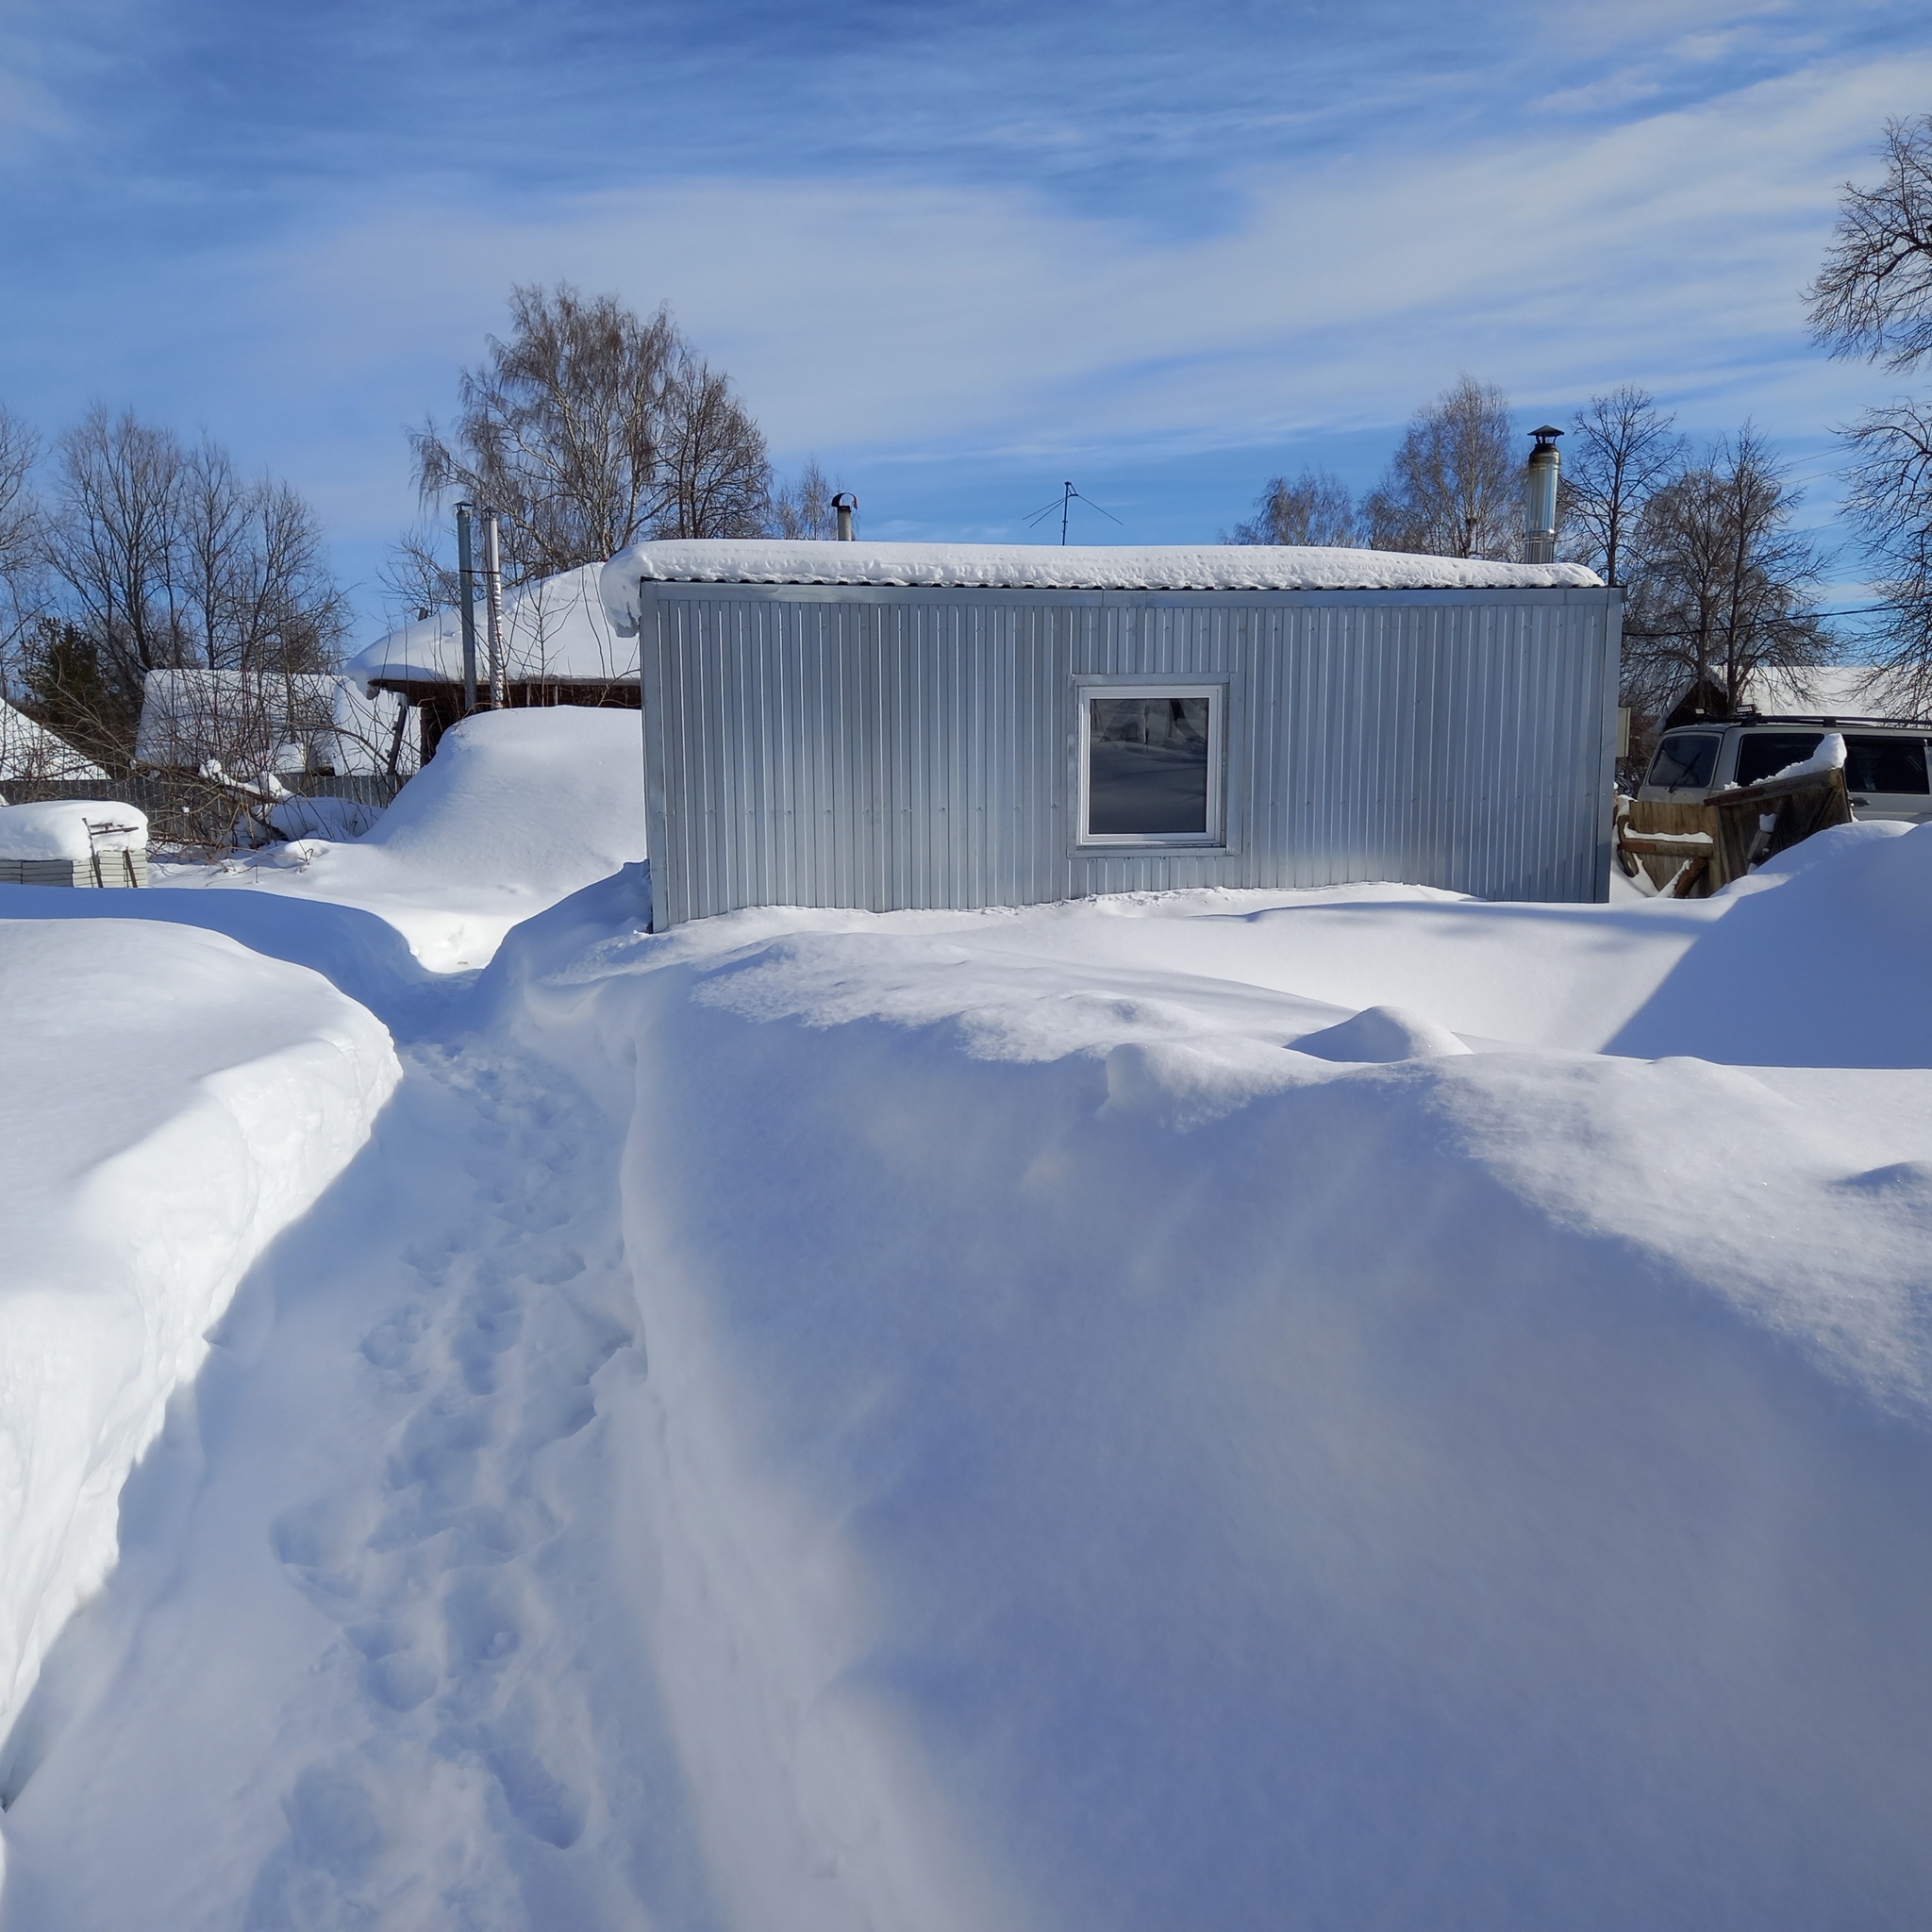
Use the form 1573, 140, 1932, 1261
1529, 425, 1563, 446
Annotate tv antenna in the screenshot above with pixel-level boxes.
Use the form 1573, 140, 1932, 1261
1024, 480, 1123, 546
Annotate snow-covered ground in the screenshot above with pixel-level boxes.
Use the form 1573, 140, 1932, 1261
0, 917, 398, 1776
156, 708, 648, 973
3, 709, 1932, 1927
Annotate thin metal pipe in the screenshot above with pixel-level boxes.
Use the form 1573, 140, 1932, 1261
480, 509, 508, 710
456, 503, 478, 715
1523, 427, 1562, 565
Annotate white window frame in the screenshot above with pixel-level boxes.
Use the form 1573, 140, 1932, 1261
1076, 679, 1227, 849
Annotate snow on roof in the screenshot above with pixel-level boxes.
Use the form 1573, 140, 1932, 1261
600, 540, 1603, 632
344, 562, 640, 690
1740, 664, 1917, 717
0, 699, 107, 784
0, 799, 147, 860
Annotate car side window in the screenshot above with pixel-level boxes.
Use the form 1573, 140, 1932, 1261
1734, 732, 1824, 787
1843, 735, 1930, 795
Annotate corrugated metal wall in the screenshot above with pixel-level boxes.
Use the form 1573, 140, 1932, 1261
641, 584, 1620, 927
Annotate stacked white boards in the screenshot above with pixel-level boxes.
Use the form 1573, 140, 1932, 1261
0, 802, 149, 887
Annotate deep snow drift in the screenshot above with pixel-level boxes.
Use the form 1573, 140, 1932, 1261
3, 715, 1932, 1927
484, 836, 1932, 1931
0, 917, 398, 1769
159, 708, 649, 972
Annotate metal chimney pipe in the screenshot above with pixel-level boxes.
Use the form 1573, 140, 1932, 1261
1523, 426, 1562, 565
455, 503, 478, 716
831, 491, 858, 541
480, 508, 508, 710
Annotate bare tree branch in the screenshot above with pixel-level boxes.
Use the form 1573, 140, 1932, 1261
413, 283, 777, 576
378, 524, 462, 624
1808, 116, 1932, 371
1362, 376, 1518, 558
1559, 387, 1685, 589
1624, 427, 1834, 719
1228, 469, 1358, 546
657, 349, 771, 539
0, 405, 46, 692
768, 458, 840, 541
1840, 397, 1932, 711
41, 406, 189, 713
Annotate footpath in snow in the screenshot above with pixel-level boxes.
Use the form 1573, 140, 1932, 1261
2, 709, 1931, 1928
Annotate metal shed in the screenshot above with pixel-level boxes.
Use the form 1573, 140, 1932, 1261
600, 541, 1620, 931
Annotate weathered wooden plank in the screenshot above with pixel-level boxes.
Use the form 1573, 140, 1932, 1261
1708, 767, 1851, 883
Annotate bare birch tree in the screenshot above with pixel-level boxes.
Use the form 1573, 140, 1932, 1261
377, 524, 462, 623
1809, 115, 1932, 706
412, 283, 774, 579
1559, 387, 1685, 589
769, 458, 840, 541
1362, 377, 1518, 558
1229, 468, 1359, 546
42, 407, 189, 711
31, 408, 344, 762
1624, 428, 1832, 719
0, 406, 43, 691
658, 351, 772, 540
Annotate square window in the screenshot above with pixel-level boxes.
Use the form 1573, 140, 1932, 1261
1079, 684, 1224, 845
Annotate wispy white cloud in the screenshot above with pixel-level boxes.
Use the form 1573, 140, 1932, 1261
235, 46, 1931, 473
1, 0, 1926, 620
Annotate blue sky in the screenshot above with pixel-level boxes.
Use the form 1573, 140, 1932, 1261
4, 0, 1932, 640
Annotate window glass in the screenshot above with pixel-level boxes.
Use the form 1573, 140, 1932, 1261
1087, 695, 1212, 837
1734, 732, 1823, 787
1843, 734, 1930, 796
1646, 732, 1720, 790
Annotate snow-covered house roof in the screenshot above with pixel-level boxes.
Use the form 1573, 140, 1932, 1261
136, 672, 418, 777
1660, 664, 1926, 726
1740, 664, 1918, 717
600, 541, 1603, 634
0, 700, 108, 784
344, 563, 640, 691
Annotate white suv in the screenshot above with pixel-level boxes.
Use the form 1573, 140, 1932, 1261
1638, 716, 1932, 822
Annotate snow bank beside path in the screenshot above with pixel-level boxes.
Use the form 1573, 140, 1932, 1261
0, 919, 399, 1756
0, 883, 446, 1040
10, 818, 1932, 1925
493, 824, 1932, 1929
160, 708, 647, 973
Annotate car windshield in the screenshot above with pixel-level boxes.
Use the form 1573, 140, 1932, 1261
1646, 732, 1720, 790
1734, 732, 1824, 788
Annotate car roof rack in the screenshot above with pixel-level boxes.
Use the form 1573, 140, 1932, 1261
1740, 711, 1932, 729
